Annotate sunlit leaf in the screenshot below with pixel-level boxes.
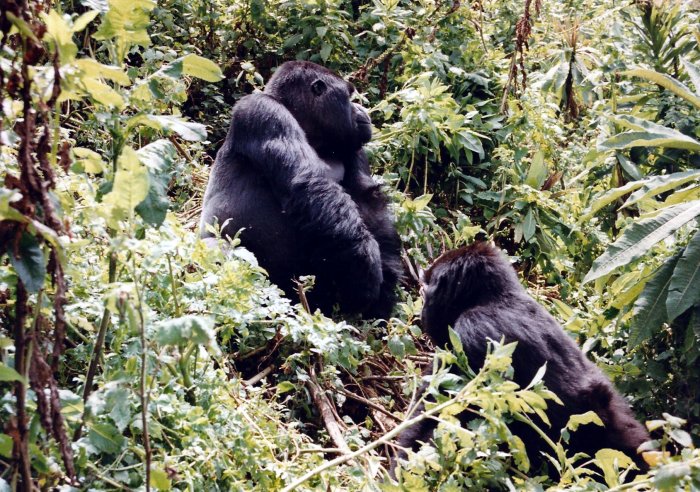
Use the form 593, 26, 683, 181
624, 68, 700, 108
583, 200, 700, 283
181, 54, 224, 82
100, 146, 149, 227
598, 115, 700, 152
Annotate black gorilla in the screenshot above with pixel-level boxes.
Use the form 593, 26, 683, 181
395, 243, 648, 471
200, 61, 401, 318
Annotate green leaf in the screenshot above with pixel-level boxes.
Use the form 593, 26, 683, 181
143, 115, 207, 141
73, 147, 106, 174
88, 422, 125, 454
276, 381, 296, 394
150, 468, 171, 491
629, 254, 680, 348
624, 68, 700, 109
666, 230, 700, 321
654, 462, 691, 490
448, 327, 463, 354
0, 434, 12, 458
622, 170, 700, 209
72, 10, 99, 32
320, 42, 332, 62
583, 200, 700, 283
681, 59, 700, 95
42, 10, 78, 62
93, 0, 155, 60
566, 411, 604, 432
100, 146, 150, 228
595, 448, 635, 487
156, 316, 216, 347
598, 115, 700, 152
525, 150, 547, 188
135, 140, 176, 227
522, 208, 536, 242
0, 188, 26, 222
0, 362, 25, 383
181, 54, 224, 82
8, 232, 46, 293
387, 335, 405, 358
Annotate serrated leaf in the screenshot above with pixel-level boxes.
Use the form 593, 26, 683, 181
88, 422, 125, 454
624, 68, 700, 109
8, 232, 46, 293
181, 54, 224, 82
583, 200, 700, 283
629, 254, 680, 348
566, 411, 604, 432
156, 316, 216, 347
666, 230, 700, 321
0, 362, 26, 383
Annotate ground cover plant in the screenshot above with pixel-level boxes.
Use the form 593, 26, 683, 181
1, 0, 699, 490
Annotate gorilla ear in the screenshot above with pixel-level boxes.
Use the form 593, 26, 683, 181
311, 79, 327, 96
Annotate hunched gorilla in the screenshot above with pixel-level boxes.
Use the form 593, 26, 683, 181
200, 61, 401, 319
394, 242, 649, 472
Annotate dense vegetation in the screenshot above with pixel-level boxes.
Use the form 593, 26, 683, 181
1, 0, 699, 490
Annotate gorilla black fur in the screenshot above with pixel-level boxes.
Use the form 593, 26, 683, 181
200, 61, 401, 318
395, 242, 649, 470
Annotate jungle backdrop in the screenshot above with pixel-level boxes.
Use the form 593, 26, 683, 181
1, 0, 699, 490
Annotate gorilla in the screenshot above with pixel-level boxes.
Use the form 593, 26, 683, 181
200, 61, 401, 319
394, 242, 649, 472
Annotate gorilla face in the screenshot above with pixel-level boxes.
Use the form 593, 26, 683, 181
265, 61, 372, 157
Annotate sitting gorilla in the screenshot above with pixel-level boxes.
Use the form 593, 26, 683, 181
200, 61, 401, 318
394, 242, 649, 471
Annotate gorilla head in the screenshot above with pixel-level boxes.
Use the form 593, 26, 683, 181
264, 61, 372, 157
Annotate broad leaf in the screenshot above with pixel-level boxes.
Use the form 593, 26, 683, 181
100, 146, 149, 228
629, 254, 680, 348
624, 68, 700, 109
156, 315, 216, 347
622, 169, 700, 209
135, 140, 176, 227
133, 115, 207, 141
598, 115, 700, 152
666, 230, 700, 321
525, 150, 547, 189
595, 448, 635, 487
8, 232, 46, 293
0, 362, 26, 383
681, 59, 700, 96
583, 200, 700, 283
566, 411, 604, 432
88, 422, 125, 454
0, 434, 11, 459
181, 54, 224, 82
582, 179, 647, 220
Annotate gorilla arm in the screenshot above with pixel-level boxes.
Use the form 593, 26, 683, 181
230, 94, 383, 309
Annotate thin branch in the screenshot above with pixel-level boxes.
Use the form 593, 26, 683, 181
244, 365, 275, 386
307, 365, 351, 456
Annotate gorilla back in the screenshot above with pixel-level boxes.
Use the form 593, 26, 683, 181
200, 61, 400, 318
396, 243, 648, 470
